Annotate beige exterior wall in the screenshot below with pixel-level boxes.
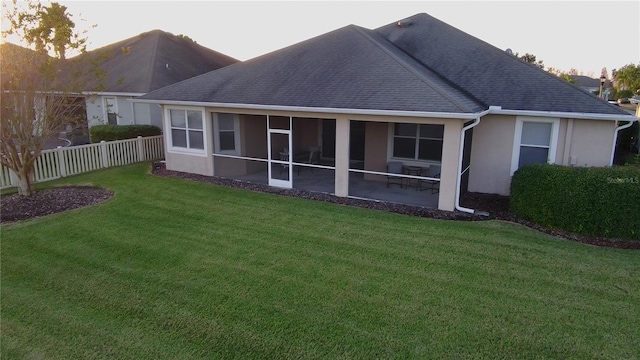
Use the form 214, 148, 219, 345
468, 115, 516, 195
166, 151, 213, 176
565, 119, 616, 167
438, 121, 463, 211
334, 116, 350, 197
163, 105, 214, 176
363, 122, 388, 181
469, 115, 618, 196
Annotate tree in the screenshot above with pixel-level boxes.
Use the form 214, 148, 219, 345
547, 67, 576, 84
614, 63, 640, 95
514, 52, 545, 69
1, 1, 96, 196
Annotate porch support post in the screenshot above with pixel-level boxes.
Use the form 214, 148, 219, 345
334, 116, 350, 197
438, 120, 464, 211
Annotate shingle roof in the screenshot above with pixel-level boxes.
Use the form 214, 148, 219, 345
74, 30, 238, 93
375, 13, 627, 116
0, 42, 51, 89
139, 25, 485, 113
139, 13, 630, 117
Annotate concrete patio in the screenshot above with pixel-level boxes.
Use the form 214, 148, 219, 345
231, 165, 439, 209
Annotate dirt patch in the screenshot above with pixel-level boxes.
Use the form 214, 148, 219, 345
1, 186, 113, 224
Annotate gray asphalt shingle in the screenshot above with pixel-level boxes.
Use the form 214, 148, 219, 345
75, 30, 238, 93
139, 13, 630, 117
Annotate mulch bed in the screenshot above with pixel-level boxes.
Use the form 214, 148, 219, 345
0, 186, 113, 224
1, 162, 637, 249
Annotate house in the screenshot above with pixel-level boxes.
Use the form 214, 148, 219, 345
134, 13, 637, 213
570, 75, 611, 98
74, 30, 238, 130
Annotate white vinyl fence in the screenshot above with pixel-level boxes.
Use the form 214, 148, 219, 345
0, 135, 164, 189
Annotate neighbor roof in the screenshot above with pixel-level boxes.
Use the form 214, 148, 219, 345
73, 30, 238, 93
138, 13, 629, 117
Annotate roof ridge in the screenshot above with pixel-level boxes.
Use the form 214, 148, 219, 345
351, 25, 484, 113
144, 31, 162, 92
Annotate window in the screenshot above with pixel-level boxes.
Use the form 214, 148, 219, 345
213, 112, 239, 154
392, 123, 444, 161
169, 109, 204, 151
104, 97, 117, 125
511, 117, 559, 174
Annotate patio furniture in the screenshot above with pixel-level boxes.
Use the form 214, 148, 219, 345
404, 165, 427, 189
386, 161, 404, 188
419, 165, 440, 194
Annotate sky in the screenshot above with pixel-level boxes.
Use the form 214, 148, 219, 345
3, 0, 640, 77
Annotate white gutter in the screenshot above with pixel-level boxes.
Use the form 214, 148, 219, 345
89, 91, 145, 97
454, 107, 494, 215
487, 108, 637, 122
130, 99, 482, 120
610, 119, 637, 166
133, 98, 638, 122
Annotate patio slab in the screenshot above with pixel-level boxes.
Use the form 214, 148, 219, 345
232, 166, 438, 209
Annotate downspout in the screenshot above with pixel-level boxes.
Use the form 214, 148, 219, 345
610, 119, 637, 166
454, 107, 496, 215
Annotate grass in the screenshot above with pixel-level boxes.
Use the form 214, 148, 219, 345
2, 163, 639, 359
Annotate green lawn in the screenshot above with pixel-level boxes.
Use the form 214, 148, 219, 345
2, 163, 639, 359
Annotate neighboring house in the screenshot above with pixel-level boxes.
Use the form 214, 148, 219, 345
135, 13, 637, 212
75, 30, 238, 129
571, 75, 599, 94
571, 75, 610, 98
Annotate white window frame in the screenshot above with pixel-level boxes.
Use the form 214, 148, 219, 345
212, 112, 241, 156
165, 106, 207, 156
387, 122, 444, 164
103, 97, 118, 125
510, 116, 560, 175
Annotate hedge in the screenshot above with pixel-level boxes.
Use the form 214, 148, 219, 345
510, 164, 640, 240
90, 125, 162, 143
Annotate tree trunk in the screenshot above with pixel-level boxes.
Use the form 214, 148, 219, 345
16, 166, 35, 197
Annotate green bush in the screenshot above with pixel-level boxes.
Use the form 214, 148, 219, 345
510, 164, 640, 240
616, 89, 634, 99
90, 125, 162, 143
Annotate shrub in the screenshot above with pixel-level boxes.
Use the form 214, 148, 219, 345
510, 164, 640, 240
616, 89, 634, 99
90, 125, 162, 143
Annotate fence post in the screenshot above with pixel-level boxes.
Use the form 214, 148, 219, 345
137, 136, 145, 162
56, 146, 67, 177
8, 168, 19, 188
100, 140, 109, 168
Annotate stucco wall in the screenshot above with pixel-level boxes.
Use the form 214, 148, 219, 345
85, 95, 136, 127
468, 115, 516, 195
133, 103, 151, 125
469, 115, 617, 196
438, 120, 463, 211
85, 96, 103, 127
149, 104, 163, 129
363, 122, 388, 181
166, 152, 213, 176
567, 119, 616, 167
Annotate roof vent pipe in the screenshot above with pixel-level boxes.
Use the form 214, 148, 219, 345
397, 19, 413, 28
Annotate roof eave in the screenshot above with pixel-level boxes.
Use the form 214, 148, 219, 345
84, 91, 146, 97
488, 108, 638, 122
130, 99, 482, 119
